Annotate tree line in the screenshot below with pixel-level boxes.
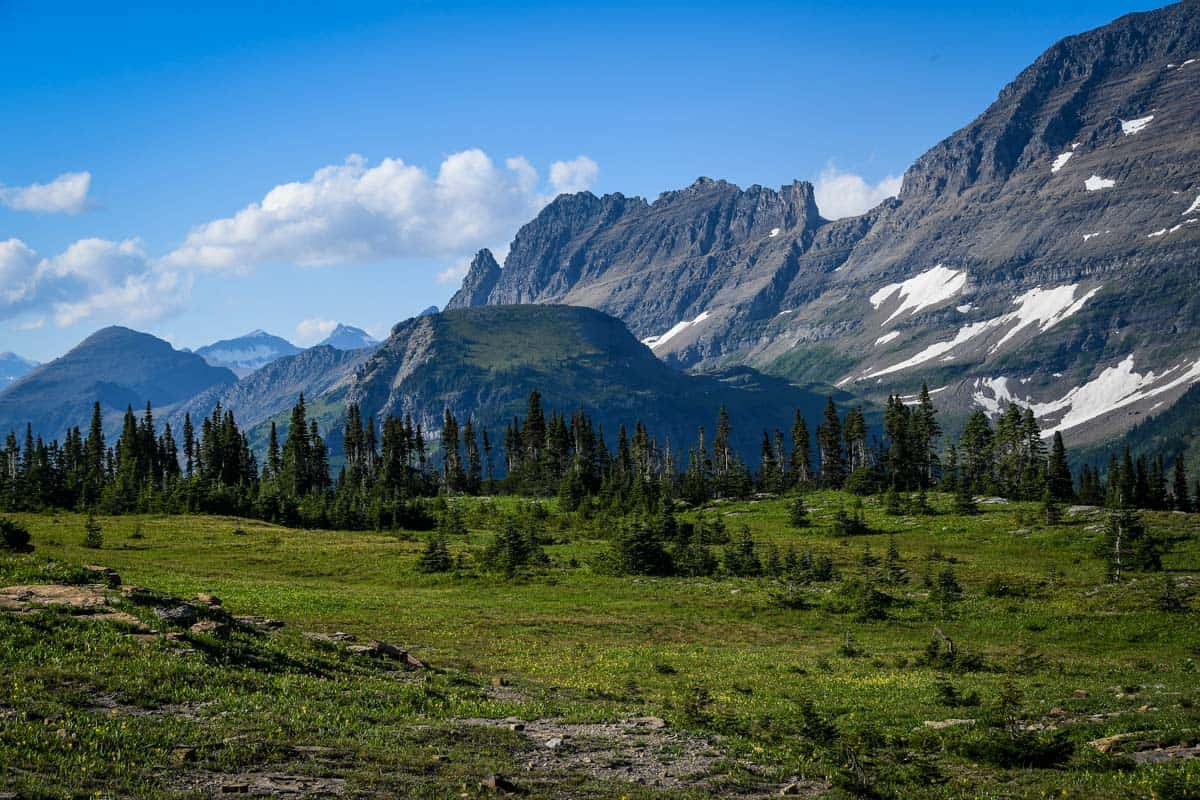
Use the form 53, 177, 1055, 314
2, 384, 1196, 529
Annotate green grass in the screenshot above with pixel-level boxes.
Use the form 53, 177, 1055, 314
3, 493, 1200, 798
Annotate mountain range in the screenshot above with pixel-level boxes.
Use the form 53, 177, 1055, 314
449, 1, 1200, 448
3, 2, 1198, 469
0, 327, 236, 439
0, 353, 38, 385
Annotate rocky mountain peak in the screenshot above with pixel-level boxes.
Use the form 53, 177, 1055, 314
446, 249, 502, 310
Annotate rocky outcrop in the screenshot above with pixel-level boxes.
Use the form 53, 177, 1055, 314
449, 2, 1200, 445
446, 249, 502, 310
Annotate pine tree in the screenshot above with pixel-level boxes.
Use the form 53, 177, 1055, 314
1045, 432, 1074, 502
790, 411, 813, 488
463, 418, 482, 495
817, 397, 845, 488
280, 395, 312, 496
266, 421, 281, 480
417, 534, 453, 573
1173, 458, 1191, 512
788, 496, 810, 528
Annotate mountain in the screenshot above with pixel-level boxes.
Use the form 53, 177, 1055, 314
271, 305, 838, 464
0, 327, 235, 440
0, 353, 38, 386
316, 324, 379, 351
168, 344, 375, 437
195, 330, 302, 376
449, 2, 1200, 448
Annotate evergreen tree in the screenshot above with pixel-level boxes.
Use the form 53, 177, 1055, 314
1172, 458, 1191, 512
790, 410, 813, 488
1045, 432, 1074, 502
816, 396, 845, 488
417, 534, 453, 573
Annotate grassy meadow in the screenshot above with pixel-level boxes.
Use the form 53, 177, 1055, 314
2, 492, 1199, 798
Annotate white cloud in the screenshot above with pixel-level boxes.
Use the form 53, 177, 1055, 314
51, 269, 191, 328
15, 317, 44, 331
0, 171, 92, 214
813, 163, 902, 220
0, 239, 40, 306
549, 156, 600, 195
0, 236, 188, 328
436, 260, 471, 285
295, 318, 337, 345
163, 150, 599, 273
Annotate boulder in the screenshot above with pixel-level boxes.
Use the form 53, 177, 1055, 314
82, 565, 121, 588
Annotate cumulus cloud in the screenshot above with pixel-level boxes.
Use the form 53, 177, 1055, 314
549, 156, 600, 195
0, 236, 188, 328
812, 164, 902, 220
163, 150, 600, 273
0, 171, 92, 214
295, 318, 337, 344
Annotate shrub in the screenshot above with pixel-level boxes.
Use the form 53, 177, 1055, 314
417, 534, 453, 573
83, 514, 103, 549
831, 505, 870, 537
0, 517, 31, 551
613, 523, 673, 576
788, 496, 810, 528
953, 728, 1074, 768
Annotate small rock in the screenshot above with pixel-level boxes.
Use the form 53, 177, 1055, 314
544, 737, 564, 749
491, 676, 507, 688
1072, 689, 1090, 698
780, 782, 808, 796
194, 592, 221, 606
232, 615, 284, 632
629, 716, 668, 729
923, 718, 975, 730
1049, 707, 1067, 716
190, 619, 230, 638
480, 773, 522, 794
82, 565, 121, 588
154, 604, 198, 627
507, 721, 526, 732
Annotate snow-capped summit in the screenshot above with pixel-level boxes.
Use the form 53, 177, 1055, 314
195, 330, 302, 376
317, 324, 380, 351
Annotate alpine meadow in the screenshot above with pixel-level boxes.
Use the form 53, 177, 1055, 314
1, 2, 1200, 798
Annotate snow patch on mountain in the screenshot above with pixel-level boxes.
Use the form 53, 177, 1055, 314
875, 331, 901, 346
858, 284, 1101, 381
1184, 195, 1200, 216
990, 284, 1102, 352
1084, 175, 1116, 191
1120, 115, 1154, 135
642, 310, 712, 350
973, 355, 1200, 436
869, 265, 967, 326
1050, 151, 1074, 172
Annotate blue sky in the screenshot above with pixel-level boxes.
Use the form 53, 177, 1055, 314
0, 0, 1164, 362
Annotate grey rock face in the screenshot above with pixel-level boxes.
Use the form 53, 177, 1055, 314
449, 2, 1200, 445
446, 249, 502, 310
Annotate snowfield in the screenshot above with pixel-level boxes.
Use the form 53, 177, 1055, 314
973, 355, 1200, 436
990, 285, 1102, 352
869, 265, 967, 326
874, 331, 901, 346
1120, 115, 1154, 135
1085, 175, 1116, 191
1185, 195, 1200, 216
857, 284, 1101, 381
641, 310, 712, 350
1050, 151, 1074, 172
